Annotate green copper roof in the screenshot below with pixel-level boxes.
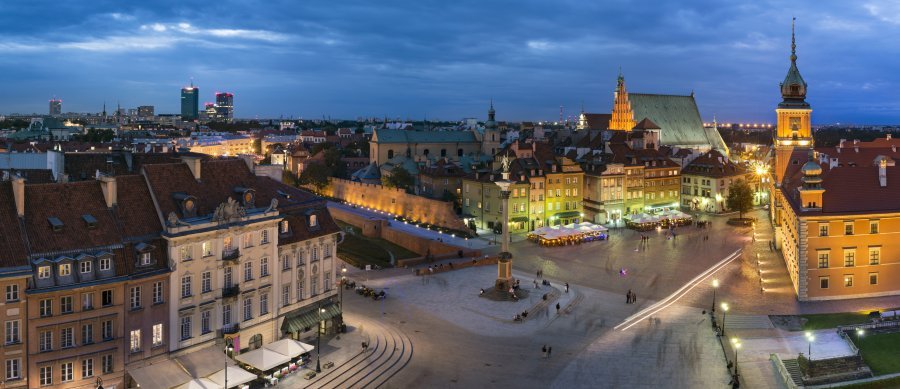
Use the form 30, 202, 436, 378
629, 93, 727, 152
373, 128, 479, 144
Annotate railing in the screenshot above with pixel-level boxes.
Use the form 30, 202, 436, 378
770, 354, 801, 389
221, 323, 240, 335
222, 249, 240, 262
222, 286, 240, 298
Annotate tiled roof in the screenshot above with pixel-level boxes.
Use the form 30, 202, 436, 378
2, 169, 54, 184
23, 181, 121, 254
419, 159, 466, 178
581, 113, 611, 130
114, 175, 163, 237
683, 150, 749, 178
782, 140, 900, 215
0, 182, 28, 268
608, 143, 678, 168
629, 93, 727, 151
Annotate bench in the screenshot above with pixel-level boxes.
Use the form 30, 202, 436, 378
304, 371, 317, 380
323, 361, 335, 369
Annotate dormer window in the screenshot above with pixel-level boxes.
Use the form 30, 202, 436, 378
38, 266, 51, 279
135, 242, 156, 266
48, 217, 64, 232
80, 261, 92, 274
172, 193, 198, 218
234, 187, 256, 208
59, 264, 71, 277
280, 220, 290, 234
309, 215, 318, 227
82, 214, 98, 229
141, 253, 152, 266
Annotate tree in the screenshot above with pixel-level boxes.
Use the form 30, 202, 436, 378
298, 163, 331, 191
726, 178, 754, 220
323, 147, 348, 179
382, 166, 415, 191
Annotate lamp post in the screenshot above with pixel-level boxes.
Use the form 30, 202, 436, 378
711, 279, 720, 313
856, 328, 865, 344
806, 331, 815, 359
316, 306, 325, 373
224, 340, 233, 389
731, 338, 742, 377
720, 302, 729, 335
339, 267, 347, 310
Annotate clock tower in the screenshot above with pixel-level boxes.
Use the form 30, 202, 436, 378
774, 18, 812, 185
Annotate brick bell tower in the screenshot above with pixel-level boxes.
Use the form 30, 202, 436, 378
609, 70, 636, 131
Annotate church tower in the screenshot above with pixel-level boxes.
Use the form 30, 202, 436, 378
481, 100, 501, 156
774, 18, 813, 185
609, 72, 636, 131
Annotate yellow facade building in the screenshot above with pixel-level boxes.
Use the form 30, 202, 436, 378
771, 23, 900, 301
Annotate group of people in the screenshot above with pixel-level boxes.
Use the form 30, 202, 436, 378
541, 345, 553, 358
514, 309, 529, 321
626, 289, 637, 304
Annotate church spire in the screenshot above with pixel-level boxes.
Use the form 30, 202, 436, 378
609, 72, 636, 131
791, 17, 797, 63
780, 17, 808, 106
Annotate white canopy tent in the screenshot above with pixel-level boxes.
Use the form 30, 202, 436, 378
175, 378, 222, 389
127, 359, 193, 389
262, 338, 314, 358
235, 348, 291, 372
207, 366, 258, 389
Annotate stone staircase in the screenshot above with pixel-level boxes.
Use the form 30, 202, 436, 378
782, 358, 804, 387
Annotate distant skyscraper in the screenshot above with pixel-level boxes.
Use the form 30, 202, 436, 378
215, 92, 234, 122
138, 105, 155, 117
181, 81, 199, 121
49, 99, 62, 116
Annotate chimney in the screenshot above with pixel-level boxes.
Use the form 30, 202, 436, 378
888, 134, 893, 140
839, 139, 846, 148
181, 156, 202, 180
855, 146, 859, 153
99, 176, 117, 208
830, 158, 838, 169
880, 159, 887, 187
893, 145, 897, 153
854, 139, 860, 145
10, 175, 26, 218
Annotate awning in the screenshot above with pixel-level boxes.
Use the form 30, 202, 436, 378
127, 359, 193, 389
554, 211, 581, 218
176, 378, 222, 389
178, 345, 236, 378
281, 304, 341, 333
263, 338, 314, 358
207, 366, 257, 389
235, 348, 291, 372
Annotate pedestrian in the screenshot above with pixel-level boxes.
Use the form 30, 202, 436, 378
556, 302, 560, 314
632, 292, 637, 304
548, 346, 552, 358
479, 288, 484, 296
626, 289, 632, 304
534, 279, 539, 289
565, 282, 569, 293
542, 345, 547, 358
537, 270, 541, 279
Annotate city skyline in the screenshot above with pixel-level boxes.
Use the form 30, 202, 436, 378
1, 1, 899, 123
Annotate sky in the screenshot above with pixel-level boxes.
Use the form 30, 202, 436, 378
1, 0, 899, 124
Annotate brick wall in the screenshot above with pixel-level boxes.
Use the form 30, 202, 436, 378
323, 178, 468, 231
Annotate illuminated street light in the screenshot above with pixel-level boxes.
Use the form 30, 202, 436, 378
721, 302, 730, 335
711, 279, 720, 312
731, 338, 742, 377
806, 331, 815, 358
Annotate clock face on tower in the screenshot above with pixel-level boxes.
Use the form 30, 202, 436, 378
790, 117, 800, 131
244, 192, 253, 204
184, 199, 195, 212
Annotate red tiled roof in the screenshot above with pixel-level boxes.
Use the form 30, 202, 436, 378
781, 140, 900, 215
23, 181, 121, 254
0, 182, 28, 268
114, 175, 163, 237
683, 150, 749, 178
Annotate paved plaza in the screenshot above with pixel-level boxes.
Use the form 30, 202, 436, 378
325, 207, 900, 388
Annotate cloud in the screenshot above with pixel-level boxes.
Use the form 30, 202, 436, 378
864, 2, 900, 24
59, 35, 182, 52
108, 13, 135, 21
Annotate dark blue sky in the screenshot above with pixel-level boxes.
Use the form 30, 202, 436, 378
1, 0, 897, 124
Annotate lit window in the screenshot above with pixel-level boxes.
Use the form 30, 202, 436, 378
844, 250, 856, 267
309, 215, 318, 227
869, 247, 881, 265
59, 263, 71, 276
280, 220, 289, 233
180, 245, 193, 261
202, 241, 213, 257
38, 266, 51, 279
141, 252, 152, 266
152, 324, 163, 347
130, 330, 141, 352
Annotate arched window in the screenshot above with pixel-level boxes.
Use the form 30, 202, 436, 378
249, 334, 263, 350
387, 149, 394, 159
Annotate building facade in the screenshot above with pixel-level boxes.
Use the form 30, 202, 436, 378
181, 83, 199, 121
681, 150, 753, 213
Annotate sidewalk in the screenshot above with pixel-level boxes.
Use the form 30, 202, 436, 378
279, 320, 367, 387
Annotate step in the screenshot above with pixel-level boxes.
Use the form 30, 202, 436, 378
782, 358, 804, 385
723, 314, 774, 329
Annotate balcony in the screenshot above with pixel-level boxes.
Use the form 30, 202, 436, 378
222, 286, 240, 299
222, 248, 240, 263
221, 323, 240, 335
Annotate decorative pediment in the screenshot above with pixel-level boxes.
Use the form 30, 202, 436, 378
213, 197, 247, 223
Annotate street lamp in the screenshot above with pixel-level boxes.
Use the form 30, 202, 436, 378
711, 279, 720, 313
720, 302, 730, 335
316, 306, 326, 373
806, 331, 815, 359
224, 340, 234, 388
731, 338, 742, 377
856, 328, 865, 344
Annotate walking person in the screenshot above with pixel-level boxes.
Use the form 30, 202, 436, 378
626, 289, 632, 304
548, 346, 552, 358
556, 302, 561, 314
632, 292, 637, 304
542, 345, 547, 358
565, 282, 569, 293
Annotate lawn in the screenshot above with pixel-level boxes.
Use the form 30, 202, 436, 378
855, 331, 900, 376
840, 376, 900, 389
336, 221, 419, 269
801, 312, 872, 330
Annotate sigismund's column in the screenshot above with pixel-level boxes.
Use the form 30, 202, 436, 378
494, 155, 514, 290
